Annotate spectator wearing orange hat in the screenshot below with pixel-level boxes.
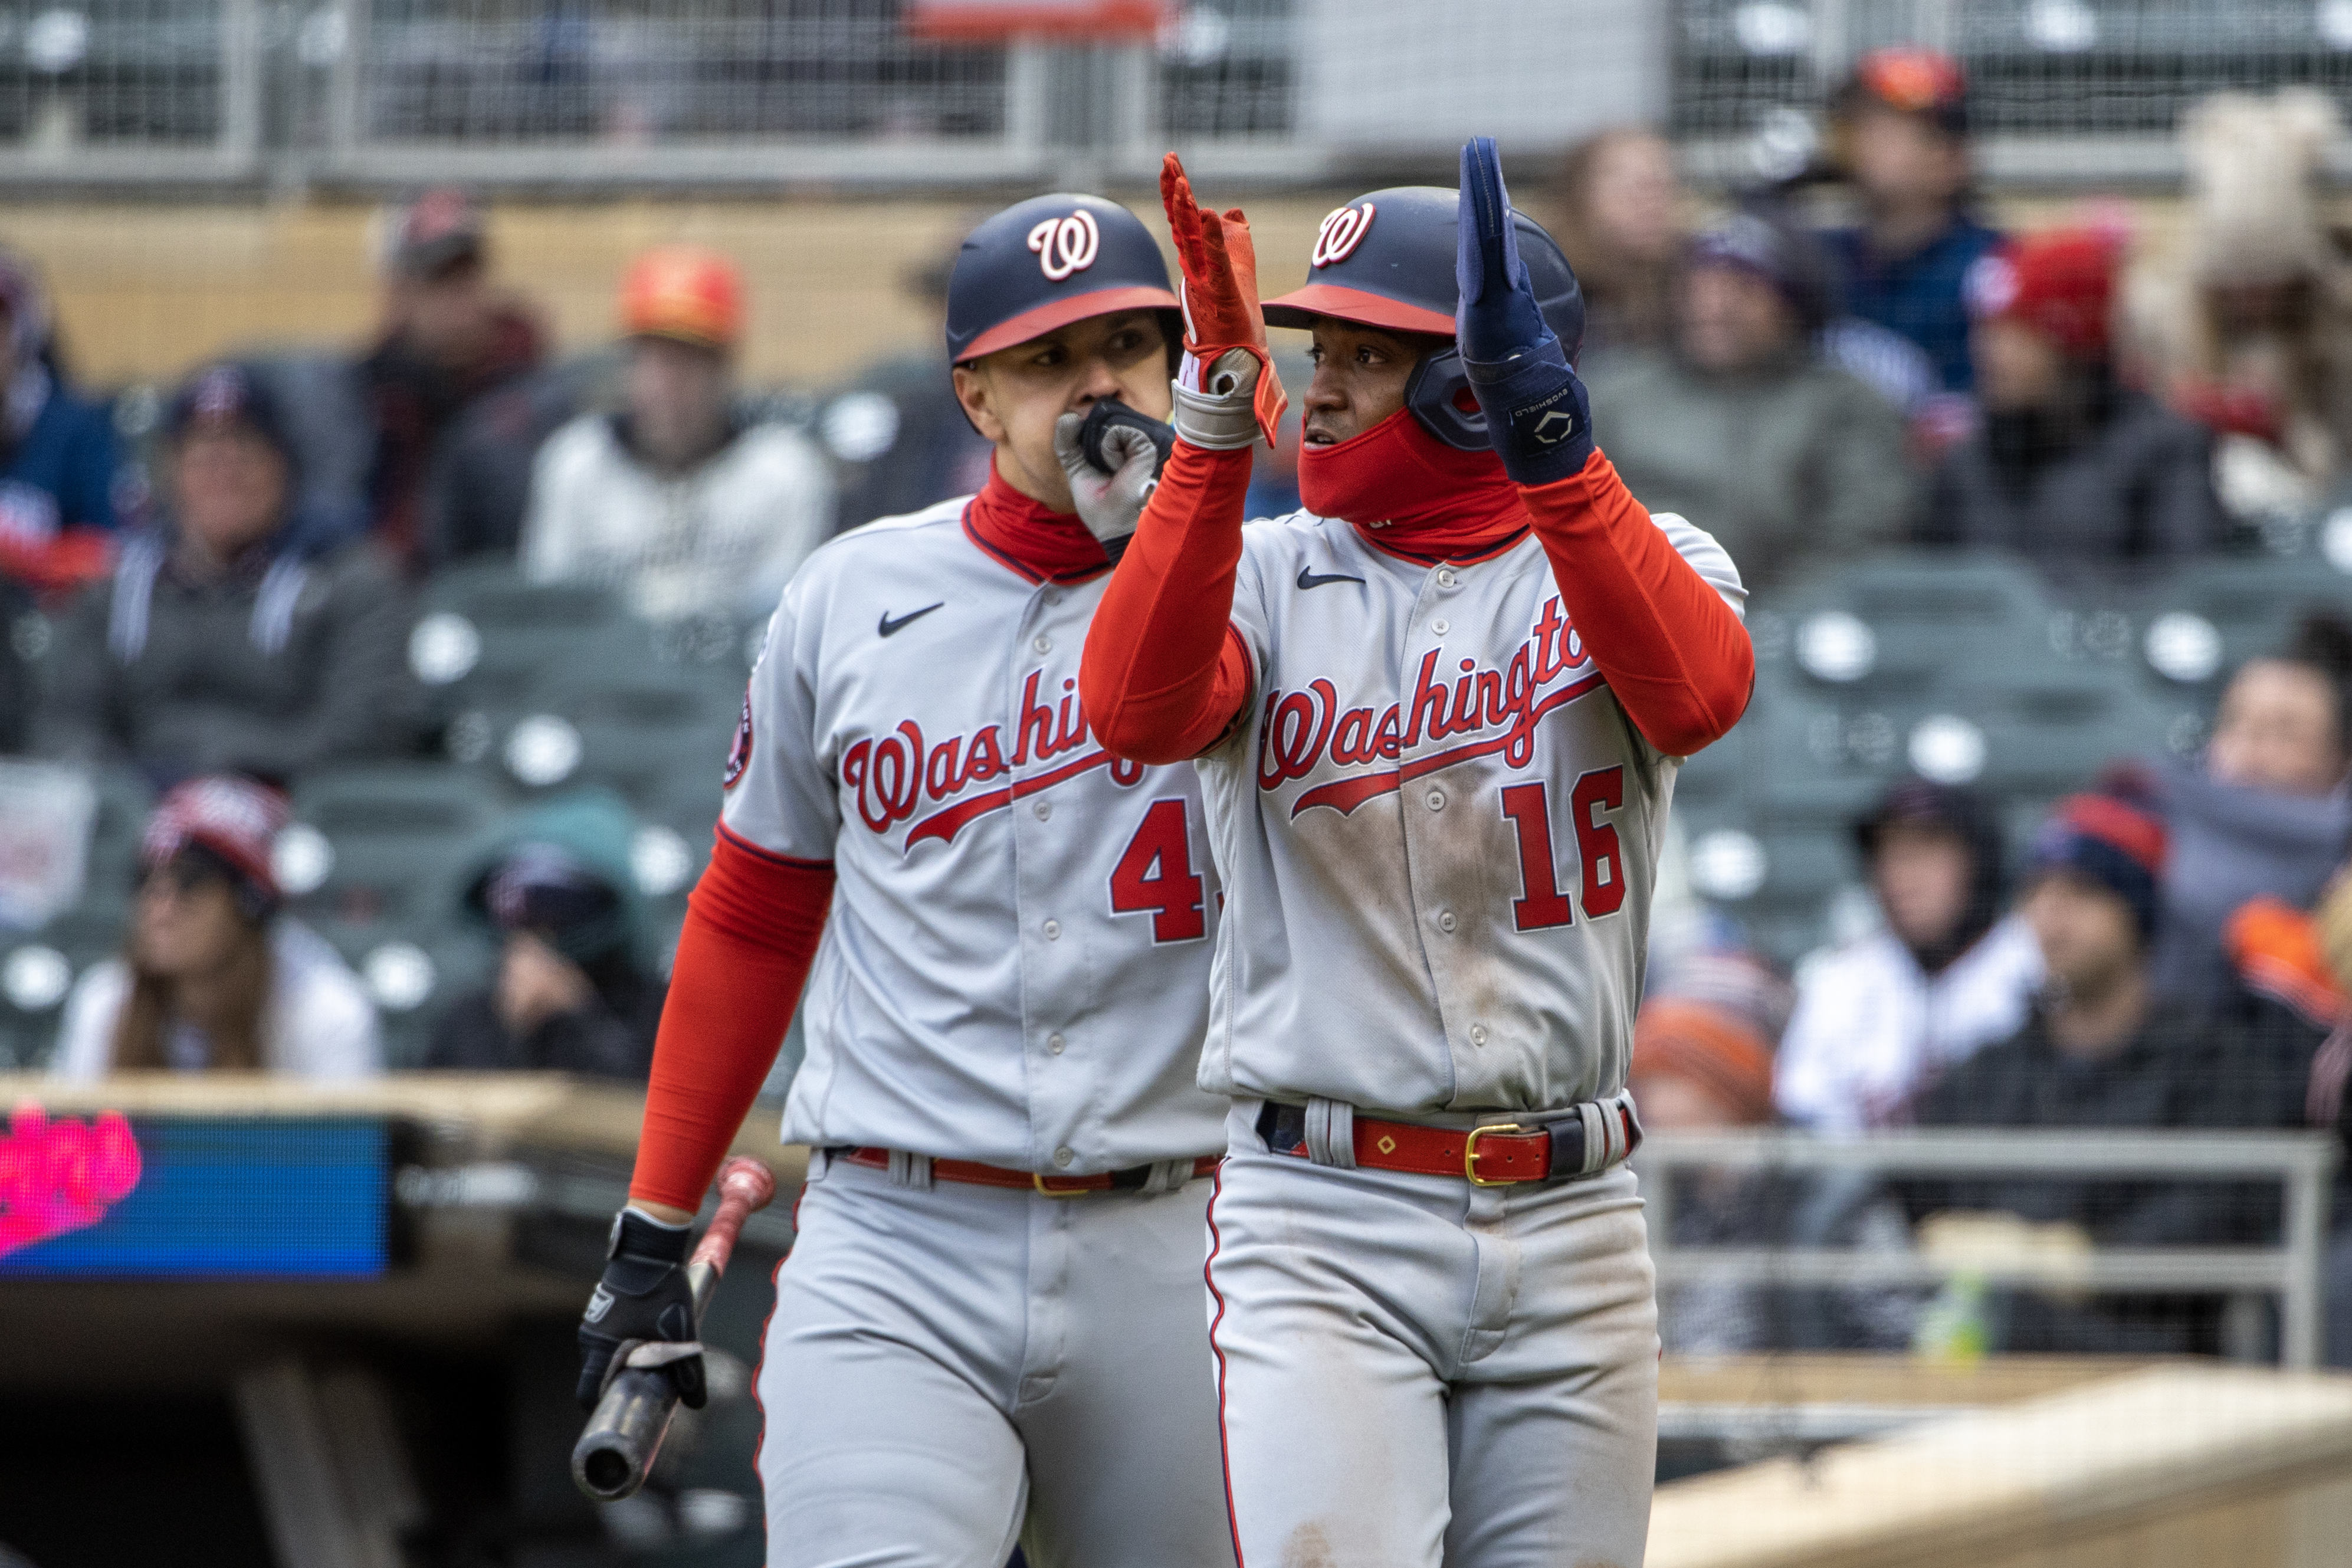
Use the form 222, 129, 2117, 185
517, 245, 834, 624
1633, 953, 1919, 1355
50, 775, 380, 1081
1920, 226, 2225, 577
1819, 47, 2002, 399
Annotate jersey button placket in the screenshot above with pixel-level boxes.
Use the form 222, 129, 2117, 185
1012, 593, 1082, 1171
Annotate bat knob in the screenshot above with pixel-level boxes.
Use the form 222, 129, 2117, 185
718, 1156, 778, 1211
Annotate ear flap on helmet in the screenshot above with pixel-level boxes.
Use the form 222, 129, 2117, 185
1405, 345, 1490, 452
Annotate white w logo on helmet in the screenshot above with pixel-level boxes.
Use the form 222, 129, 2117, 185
1311, 203, 1376, 268
1027, 209, 1101, 281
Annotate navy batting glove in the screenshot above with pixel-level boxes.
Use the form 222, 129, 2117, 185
577, 1207, 706, 1412
1455, 136, 1594, 486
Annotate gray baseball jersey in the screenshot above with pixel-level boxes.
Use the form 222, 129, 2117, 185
722, 496, 1229, 1173
1195, 510, 1743, 1117
729, 493, 1236, 1568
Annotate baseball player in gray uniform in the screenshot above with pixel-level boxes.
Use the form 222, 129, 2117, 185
576, 193, 1238, 1567
1078, 146, 1755, 1566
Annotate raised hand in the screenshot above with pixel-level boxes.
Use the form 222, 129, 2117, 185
1455, 136, 1594, 486
1159, 152, 1287, 450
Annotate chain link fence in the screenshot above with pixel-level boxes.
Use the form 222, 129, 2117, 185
1676, 0, 2352, 183
0, 1, 2348, 188
0, 0, 258, 180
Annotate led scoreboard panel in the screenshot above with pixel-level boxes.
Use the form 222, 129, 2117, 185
0, 1105, 391, 1279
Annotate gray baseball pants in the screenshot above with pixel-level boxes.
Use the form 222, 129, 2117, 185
757, 1150, 1237, 1568
1205, 1107, 1660, 1568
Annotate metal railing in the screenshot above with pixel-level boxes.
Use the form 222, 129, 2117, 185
0, 0, 260, 183
1673, 0, 2352, 188
1638, 1128, 2341, 1368
0, 1, 2344, 189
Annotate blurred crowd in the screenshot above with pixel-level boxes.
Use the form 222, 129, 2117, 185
1569, 49, 2352, 1372
0, 185, 988, 1093
5, 46, 2352, 1369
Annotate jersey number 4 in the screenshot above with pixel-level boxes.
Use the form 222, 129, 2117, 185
1500, 767, 1626, 931
1110, 797, 1206, 943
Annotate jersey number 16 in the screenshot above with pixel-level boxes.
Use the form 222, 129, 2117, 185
1500, 767, 1626, 932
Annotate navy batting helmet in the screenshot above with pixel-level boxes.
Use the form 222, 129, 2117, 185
945, 193, 1181, 365
1262, 187, 1585, 452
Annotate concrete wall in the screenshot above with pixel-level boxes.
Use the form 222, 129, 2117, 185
0, 190, 2206, 395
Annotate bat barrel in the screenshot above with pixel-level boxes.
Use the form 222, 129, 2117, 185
570, 1157, 780, 1503
572, 1365, 681, 1501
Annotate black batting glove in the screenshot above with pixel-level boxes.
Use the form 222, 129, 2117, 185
576, 1208, 706, 1412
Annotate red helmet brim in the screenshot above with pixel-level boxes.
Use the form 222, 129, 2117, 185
954, 285, 1182, 364
1260, 283, 1456, 337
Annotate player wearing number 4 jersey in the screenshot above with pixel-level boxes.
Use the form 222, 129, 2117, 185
1080, 146, 1754, 1566
576, 192, 1239, 1567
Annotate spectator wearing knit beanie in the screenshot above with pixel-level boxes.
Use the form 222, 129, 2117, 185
1920, 226, 2226, 581
1911, 789, 2261, 1354
36, 360, 424, 781
48, 775, 380, 1080
1580, 205, 1917, 590
1631, 950, 1793, 1131
1635, 949, 1920, 1355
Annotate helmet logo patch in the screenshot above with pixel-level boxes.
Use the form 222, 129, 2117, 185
1311, 202, 1376, 268
1027, 209, 1101, 281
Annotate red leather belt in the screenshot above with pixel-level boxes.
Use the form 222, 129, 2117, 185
1258, 1099, 1641, 1186
838, 1147, 1221, 1196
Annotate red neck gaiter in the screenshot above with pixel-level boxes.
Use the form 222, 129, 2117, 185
1297, 408, 1530, 563
962, 458, 1110, 583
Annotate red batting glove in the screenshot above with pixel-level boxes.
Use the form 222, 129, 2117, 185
1160, 152, 1287, 449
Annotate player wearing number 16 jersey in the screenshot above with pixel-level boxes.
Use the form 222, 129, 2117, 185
578, 193, 1239, 1568
1081, 147, 1753, 1566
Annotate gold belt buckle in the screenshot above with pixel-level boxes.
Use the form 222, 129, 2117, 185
1034, 1172, 1100, 1198
1462, 1123, 1527, 1187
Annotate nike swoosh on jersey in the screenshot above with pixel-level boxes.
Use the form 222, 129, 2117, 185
878, 602, 946, 638
1296, 566, 1366, 591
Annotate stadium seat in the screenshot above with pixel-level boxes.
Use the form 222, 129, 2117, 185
287, 764, 507, 935
1739, 665, 1901, 828
416, 562, 660, 749
504, 658, 743, 810
1765, 549, 2060, 704
2127, 554, 2352, 700
1917, 662, 2189, 799
310, 917, 496, 1071
77, 765, 155, 910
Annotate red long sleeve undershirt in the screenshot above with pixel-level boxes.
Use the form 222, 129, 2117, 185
1519, 454, 1755, 756
1081, 442, 1754, 765
627, 827, 834, 1213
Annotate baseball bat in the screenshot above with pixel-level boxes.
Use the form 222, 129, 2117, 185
571, 1156, 779, 1502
